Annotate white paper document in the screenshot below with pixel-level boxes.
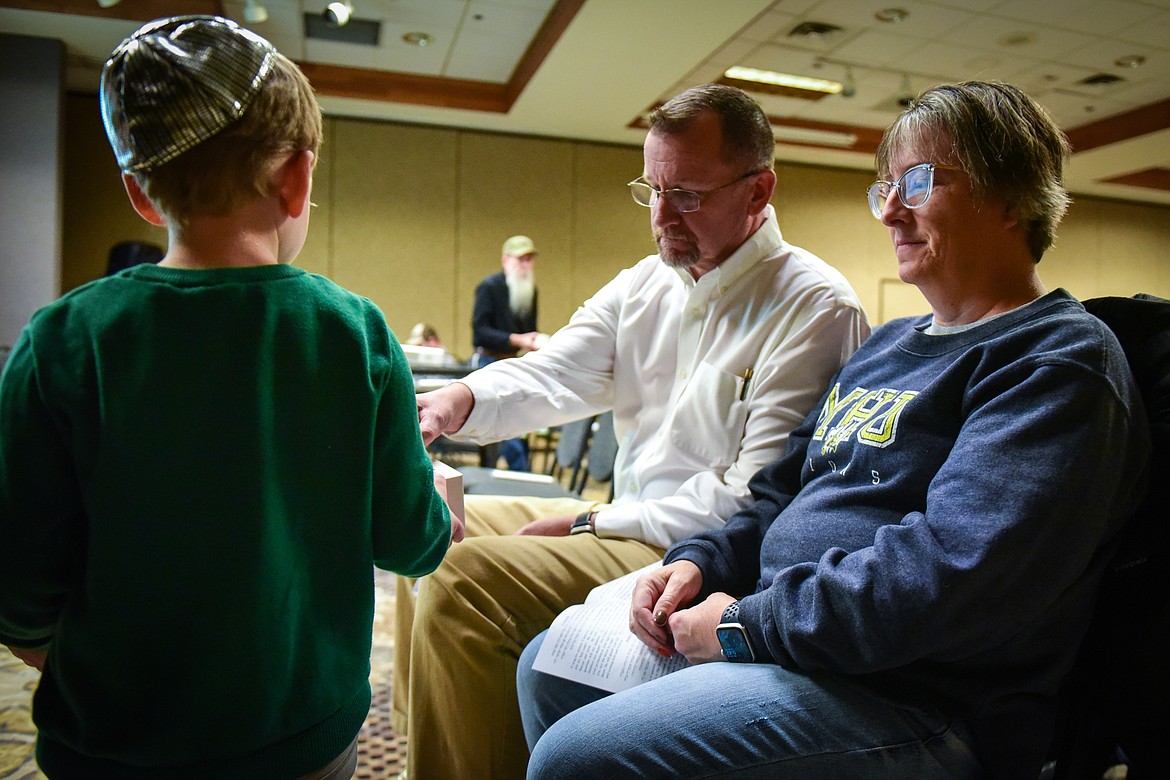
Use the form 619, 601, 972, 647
532, 562, 690, 693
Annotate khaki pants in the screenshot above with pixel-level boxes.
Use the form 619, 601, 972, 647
392, 494, 664, 780
295, 736, 358, 780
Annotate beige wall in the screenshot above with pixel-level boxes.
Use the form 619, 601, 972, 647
64, 93, 1170, 356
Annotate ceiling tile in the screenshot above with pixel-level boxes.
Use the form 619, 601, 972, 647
907, 40, 1037, 82
1059, 37, 1167, 75
829, 28, 928, 70
738, 8, 803, 42
353, 0, 469, 28
740, 42, 831, 74
444, 28, 530, 80
1008, 62, 1110, 95
996, 0, 1161, 36
464, 0, 549, 37
939, 15, 1095, 61
707, 37, 767, 68
806, 0, 974, 38
1114, 13, 1170, 50
926, 0, 1001, 11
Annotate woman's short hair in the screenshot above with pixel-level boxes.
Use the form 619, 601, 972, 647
875, 80, 1071, 261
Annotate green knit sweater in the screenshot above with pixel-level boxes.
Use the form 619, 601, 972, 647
0, 263, 451, 778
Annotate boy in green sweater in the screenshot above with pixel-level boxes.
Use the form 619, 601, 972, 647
0, 15, 454, 779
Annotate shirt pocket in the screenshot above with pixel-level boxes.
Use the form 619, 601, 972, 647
669, 360, 749, 467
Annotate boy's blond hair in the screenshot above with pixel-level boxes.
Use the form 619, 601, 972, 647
102, 16, 323, 226
133, 52, 322, 225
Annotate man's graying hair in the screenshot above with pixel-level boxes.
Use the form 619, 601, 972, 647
649, 84, 775, 173
876, 80, 1071, 261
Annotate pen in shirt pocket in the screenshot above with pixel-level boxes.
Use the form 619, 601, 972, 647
738, 367, 754, 401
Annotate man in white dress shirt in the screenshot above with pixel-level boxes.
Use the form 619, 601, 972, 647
393, 83, 871, 779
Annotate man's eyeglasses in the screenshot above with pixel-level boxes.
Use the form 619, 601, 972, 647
628, 170, 762, 213
866, 163, 962, 219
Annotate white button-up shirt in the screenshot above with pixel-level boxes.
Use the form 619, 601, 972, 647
457, 205, 870, 548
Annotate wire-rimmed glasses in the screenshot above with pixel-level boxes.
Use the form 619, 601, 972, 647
866, 163, 962, 218
628, 170, 762, 213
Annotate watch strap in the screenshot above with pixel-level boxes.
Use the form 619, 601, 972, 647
716, 600, 755, 662
570, 511, 595, 535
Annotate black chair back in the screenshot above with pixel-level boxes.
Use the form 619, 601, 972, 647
1049, 294, 1170, 778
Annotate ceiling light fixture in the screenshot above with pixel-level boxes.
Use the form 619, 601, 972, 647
324, 1, 354, 27
841, 65, 856, 98
243, 0, 269, 24
875, 8, 909, 23
722, 66, 843, 100
96, 0, 122, 7
402, 31, 433, 47
774, 125, 858, 148
897, 74, 915, 108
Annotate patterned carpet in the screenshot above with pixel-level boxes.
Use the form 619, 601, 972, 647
0, 569, 405, 779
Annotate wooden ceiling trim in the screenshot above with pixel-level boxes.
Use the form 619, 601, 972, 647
1065, 98, 1170, 153
304, 0, 584, 113
0, 0, 221, 21
1100, 167, 1170, 193
505, 0, 586, 106
2, 0, 584, 116
298, 64, 510, 113
629, 110, 883, 155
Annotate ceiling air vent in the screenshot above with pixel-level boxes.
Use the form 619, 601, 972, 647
788, 21, 844, 39
304, 13, 381, 46
1078, 73, 1125, 87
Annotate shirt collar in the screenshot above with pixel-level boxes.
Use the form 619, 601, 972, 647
672, 204, 782, 296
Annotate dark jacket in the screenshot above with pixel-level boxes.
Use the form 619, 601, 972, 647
472, 271, 537, 356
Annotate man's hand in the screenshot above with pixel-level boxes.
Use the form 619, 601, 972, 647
6, 645, 47, 671
514, 514, 575, 536
667, 592, 736, 664
416, 382, 475, 445
509, 332, 545, 352
629, 560, 703, 658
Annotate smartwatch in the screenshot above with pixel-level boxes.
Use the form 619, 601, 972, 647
570, 511, 595, 535
716, 600, 755, 662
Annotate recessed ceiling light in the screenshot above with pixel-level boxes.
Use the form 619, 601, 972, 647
874, 8, 909, 23
402, 31, 433, 46
723, 66, 843, 97
1114, 54, 1146, 68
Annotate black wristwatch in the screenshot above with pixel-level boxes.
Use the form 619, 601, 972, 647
716, 600, 755, 662
570, 511, 595, 535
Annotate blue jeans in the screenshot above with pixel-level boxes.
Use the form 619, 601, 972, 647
517, 630, 985, 779
475, 352, 530, 471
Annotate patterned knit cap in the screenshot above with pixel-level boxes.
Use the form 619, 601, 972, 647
100, 15, 276, 173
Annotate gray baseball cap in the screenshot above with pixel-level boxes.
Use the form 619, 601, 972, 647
100, 15, 277, 173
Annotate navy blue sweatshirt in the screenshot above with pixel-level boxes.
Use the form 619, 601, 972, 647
667, 289, 1149, 777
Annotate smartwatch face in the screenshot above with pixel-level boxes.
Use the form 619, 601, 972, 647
716, 625, 754, 662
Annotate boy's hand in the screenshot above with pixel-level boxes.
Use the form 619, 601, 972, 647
449, 514, 466, 544
6, 645, 47, 671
